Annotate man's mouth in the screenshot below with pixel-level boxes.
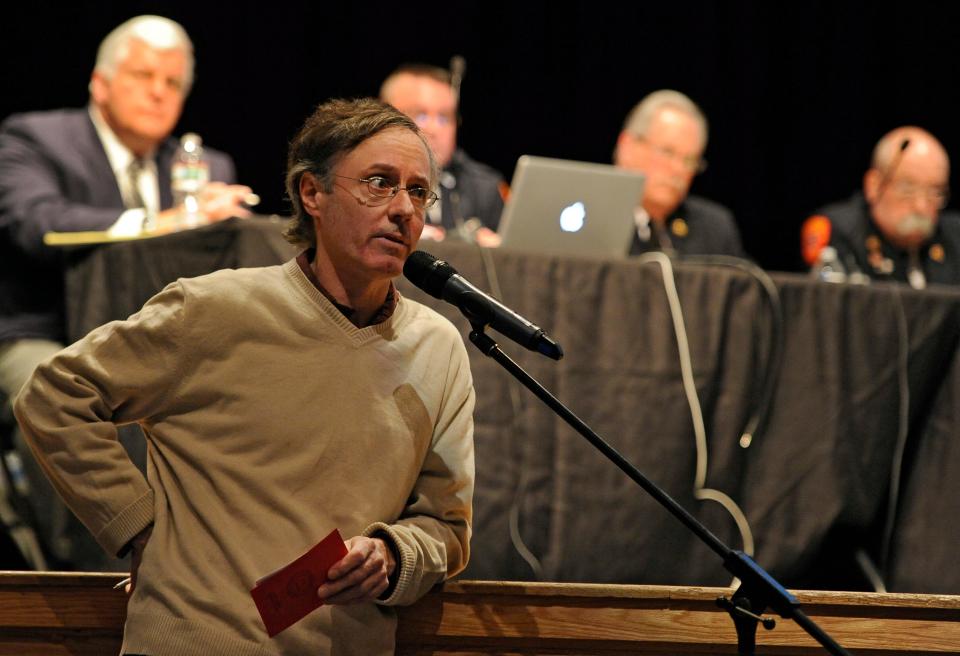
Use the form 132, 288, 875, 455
374, 233, 407, 247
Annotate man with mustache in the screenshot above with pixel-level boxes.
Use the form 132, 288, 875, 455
802, 126, 960, 287
14, 98, 475, 655
614, 90, 744, 257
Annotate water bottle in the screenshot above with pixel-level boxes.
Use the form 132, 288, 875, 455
171, 132, 209, 228
811, 245, 847, 283
2, 450, 30, 497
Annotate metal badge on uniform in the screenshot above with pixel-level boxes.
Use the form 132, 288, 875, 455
865, 235, 894, 274
930, 243, 945, 263
671, 218, 689, 238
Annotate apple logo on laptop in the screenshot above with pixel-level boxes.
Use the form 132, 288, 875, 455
559, 202, 586, 232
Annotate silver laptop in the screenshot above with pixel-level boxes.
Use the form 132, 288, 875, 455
497, 156, 644, 258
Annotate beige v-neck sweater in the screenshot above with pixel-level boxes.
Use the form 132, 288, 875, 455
15, 259, 475, 655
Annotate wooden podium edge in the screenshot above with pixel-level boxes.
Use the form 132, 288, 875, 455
1, 573, 958, 655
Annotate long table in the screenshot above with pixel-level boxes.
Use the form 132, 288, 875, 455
61, 218, 960, 594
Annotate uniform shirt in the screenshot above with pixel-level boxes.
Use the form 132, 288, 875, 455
629, 194, 744, 258
808, 192, 960, 287
427, 148, 505, 236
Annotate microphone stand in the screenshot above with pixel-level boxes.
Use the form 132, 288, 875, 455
465, 321, 852, 656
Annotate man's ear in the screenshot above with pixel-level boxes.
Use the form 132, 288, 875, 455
89, 72, 109, 106
299, 172, 326, 218
614, 131, 638, 167
863, 168, 880, 204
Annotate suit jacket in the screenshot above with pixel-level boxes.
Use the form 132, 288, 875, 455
436, 148, 505, 234
0, 108, 236, 342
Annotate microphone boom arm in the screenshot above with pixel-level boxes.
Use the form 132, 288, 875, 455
465, 323, 853, 656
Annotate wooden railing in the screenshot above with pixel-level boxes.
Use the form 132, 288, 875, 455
1, 573, 959, 655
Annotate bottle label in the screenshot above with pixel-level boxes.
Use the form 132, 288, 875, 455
172, 160, 210, 194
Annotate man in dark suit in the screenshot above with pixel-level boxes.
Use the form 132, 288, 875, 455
380, 63, 505, 247
0, 15, 252, 569
614, 90, 744, 258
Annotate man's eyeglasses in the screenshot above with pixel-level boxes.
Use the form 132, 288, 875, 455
334, 175, 439, 210
635, 136, 707, 174
889, 180, 950, 210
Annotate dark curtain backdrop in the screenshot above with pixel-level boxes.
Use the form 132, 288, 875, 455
5, 1, 960, 273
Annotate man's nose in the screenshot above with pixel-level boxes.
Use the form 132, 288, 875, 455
912, 193, 937, 214
388, 188, 418, 218
147, 76, 167, 98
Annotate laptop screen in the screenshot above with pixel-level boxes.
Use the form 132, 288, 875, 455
497, 156, 645, 258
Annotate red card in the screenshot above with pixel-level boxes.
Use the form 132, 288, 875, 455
250, 529, 348, 637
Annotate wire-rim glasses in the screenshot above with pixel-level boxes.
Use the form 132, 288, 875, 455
334, 174, 439, 209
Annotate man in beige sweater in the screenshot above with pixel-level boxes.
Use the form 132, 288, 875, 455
14, 98, 475, 655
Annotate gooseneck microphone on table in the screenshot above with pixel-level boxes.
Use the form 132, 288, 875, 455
449, 55, 466, 106
876, 138, 911, 196
403, 251, 563, 360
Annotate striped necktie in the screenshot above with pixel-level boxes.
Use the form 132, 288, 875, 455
126, 158, 147, 210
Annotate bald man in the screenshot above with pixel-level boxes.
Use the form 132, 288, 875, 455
803, 127, 960, 288
614, 90, 743, 257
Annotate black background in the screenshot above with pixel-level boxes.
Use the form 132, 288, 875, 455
5, 1, 960, 272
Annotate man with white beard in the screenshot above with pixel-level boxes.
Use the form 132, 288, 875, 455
802, 126, 960, 288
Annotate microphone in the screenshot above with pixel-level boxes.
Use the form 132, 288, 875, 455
404, 251, 563, 360
876, 138, 910, 197
449, 55, 466, 105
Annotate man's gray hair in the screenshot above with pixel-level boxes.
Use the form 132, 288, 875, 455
93, 15, 195, 94
622, 89, 709, 147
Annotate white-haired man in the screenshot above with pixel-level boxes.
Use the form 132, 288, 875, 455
614, 89, 743, 257
802, 126, 960, 287
0, 15, 252, 569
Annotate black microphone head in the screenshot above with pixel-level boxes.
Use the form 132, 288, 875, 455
403, 251, 457, 299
